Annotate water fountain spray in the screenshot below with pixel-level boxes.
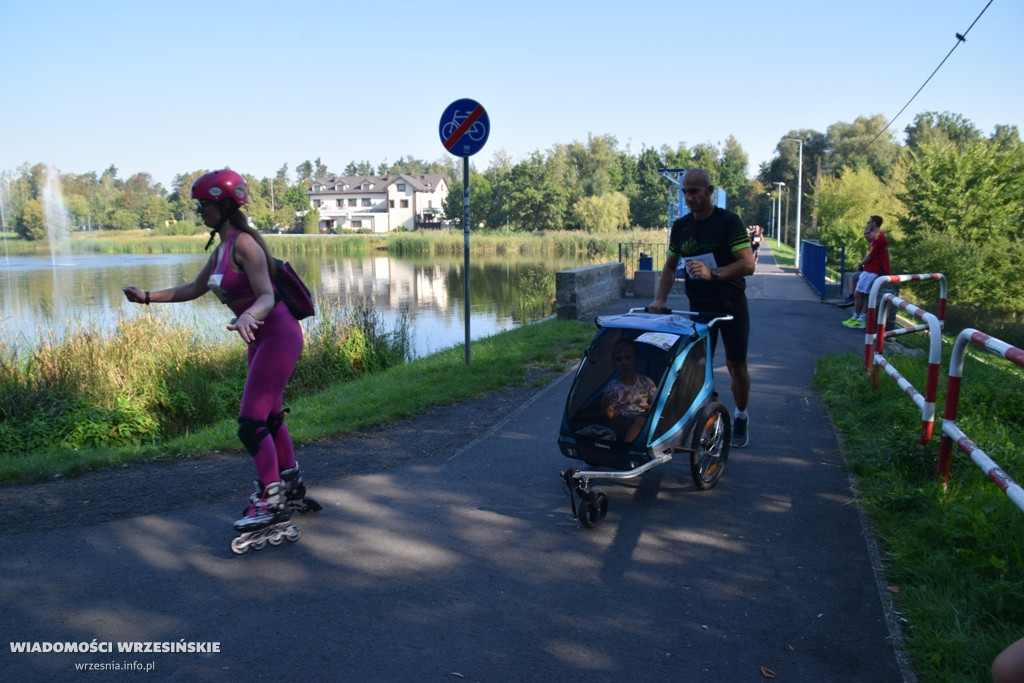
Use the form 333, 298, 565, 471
41, 165, 71, 267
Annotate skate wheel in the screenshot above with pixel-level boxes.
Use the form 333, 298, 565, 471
251, 537, 267, 551
268, 532, 284, 546
285, 525, 300, 543
230, 537, 249, 555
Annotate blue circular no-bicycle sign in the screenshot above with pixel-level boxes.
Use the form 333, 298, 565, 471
439, 98, 489, 157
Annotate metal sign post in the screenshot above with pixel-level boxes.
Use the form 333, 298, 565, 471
439, 98, 489, 364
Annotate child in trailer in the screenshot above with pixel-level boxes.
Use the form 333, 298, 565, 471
601, 339, 658, 443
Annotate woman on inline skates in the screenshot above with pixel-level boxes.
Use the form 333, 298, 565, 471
123, 169, 312, 540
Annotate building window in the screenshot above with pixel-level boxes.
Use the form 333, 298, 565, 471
400, 199, 409, 208
348, 198, 357, 207
337, 199, 343, 208
352, 220, 363, 228
397, 183, 406, 191
389, 200, 395, 208
362, 198, 371, 207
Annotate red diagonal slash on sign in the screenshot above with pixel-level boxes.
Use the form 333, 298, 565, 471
443, 104, 485, 151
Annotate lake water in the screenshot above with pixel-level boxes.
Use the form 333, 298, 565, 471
0, 251, 596, 358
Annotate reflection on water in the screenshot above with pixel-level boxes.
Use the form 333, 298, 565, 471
0, 251, 595, 358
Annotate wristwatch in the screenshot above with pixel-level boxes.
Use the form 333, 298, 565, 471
710, 268, 720, 280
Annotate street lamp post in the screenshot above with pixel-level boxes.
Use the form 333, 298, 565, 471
786, 138, 804, 269
772, 181, 786, 247
784, 185, 789, 242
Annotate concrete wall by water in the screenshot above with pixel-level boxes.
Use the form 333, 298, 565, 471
555, 263, 625, 320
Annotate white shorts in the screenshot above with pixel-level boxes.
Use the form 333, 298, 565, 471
855, 270, 881, 294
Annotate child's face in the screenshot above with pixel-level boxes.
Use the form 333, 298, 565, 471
613, 348, 636, 371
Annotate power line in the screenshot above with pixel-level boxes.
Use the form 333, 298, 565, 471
865, 0, 994, 149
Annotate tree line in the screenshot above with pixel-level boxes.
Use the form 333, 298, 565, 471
2, 109, 1021, 339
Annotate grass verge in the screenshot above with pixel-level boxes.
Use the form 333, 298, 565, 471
0, 318, 594, 483
814, 335, 1024, 681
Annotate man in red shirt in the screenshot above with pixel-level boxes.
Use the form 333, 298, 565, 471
843, 216, 889, 328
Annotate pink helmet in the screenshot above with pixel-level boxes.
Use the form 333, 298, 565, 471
191, 169, 249, 206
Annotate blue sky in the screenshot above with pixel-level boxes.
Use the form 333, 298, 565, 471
1, 0, 1019, 190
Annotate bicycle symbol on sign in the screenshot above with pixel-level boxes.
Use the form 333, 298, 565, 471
441, 110, 487, 142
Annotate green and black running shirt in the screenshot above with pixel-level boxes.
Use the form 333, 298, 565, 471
667, 206, 749, 307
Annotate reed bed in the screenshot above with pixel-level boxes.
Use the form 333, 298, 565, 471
0, 295, 411, 474
6, 227, 663, 259
387, 228, 659, 258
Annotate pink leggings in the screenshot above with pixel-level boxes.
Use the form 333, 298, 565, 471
237, 302, 304, 487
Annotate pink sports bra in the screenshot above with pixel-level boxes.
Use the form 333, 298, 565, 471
207, 230, 258, 313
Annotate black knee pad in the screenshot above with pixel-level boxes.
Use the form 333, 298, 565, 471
237, 417, 270, 457
267, 408, 290, 438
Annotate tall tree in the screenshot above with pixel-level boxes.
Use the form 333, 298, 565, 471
17, 197, 46, 240
344, 160, 375, 176
896, 137, 1024, 315
898, 139, 1024, 244
314, 158, 329, 179
715, 136, 749, 218
481, 158, 512, 229
169, 170, 207, 224
904, 111, 981, 152
275, 164, 290, 185
815, 166, 894, 260
295, 160, 314, 185
825, 114, 900, 180
990, 124, 1021, 152
572, 191, 630, 233
139, 196, 171, 230
661, 142, 692, 170
502, 152, 569, 231
121, 172, 163, 217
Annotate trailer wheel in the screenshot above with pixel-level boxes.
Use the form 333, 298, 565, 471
577, 490, 608, 528
690, 401, 730, 490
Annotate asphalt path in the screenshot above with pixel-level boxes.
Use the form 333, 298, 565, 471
1, 244, 914, 682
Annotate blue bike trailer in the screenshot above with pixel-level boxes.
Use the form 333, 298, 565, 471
558, 309, 732, 528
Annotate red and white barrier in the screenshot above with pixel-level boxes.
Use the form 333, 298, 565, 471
864, 274, 947, 443
937, 328, 1024, 512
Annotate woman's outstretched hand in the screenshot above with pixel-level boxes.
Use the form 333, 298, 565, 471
228, 312, 263, 344
123, 286, 147, 304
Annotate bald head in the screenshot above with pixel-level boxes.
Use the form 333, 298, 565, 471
681, 168, 715, 219
683, 168, 712, 187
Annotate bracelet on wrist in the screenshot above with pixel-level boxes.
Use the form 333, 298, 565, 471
144, 291, 150, 305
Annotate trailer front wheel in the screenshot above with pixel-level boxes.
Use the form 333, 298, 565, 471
690, 402, 730, 490
577, 489, 608, 528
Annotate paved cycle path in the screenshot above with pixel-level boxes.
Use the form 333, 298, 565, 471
0, 244, 913, 681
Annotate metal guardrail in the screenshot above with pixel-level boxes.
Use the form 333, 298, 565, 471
620, 239, 845, 304
864, 274, 948, 445
937, 328, 1024, 512
801, 240, 828, 299
617, 242, 668, 279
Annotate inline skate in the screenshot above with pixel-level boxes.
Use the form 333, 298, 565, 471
231, 481, 300, 555
280, 463, 323, 514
